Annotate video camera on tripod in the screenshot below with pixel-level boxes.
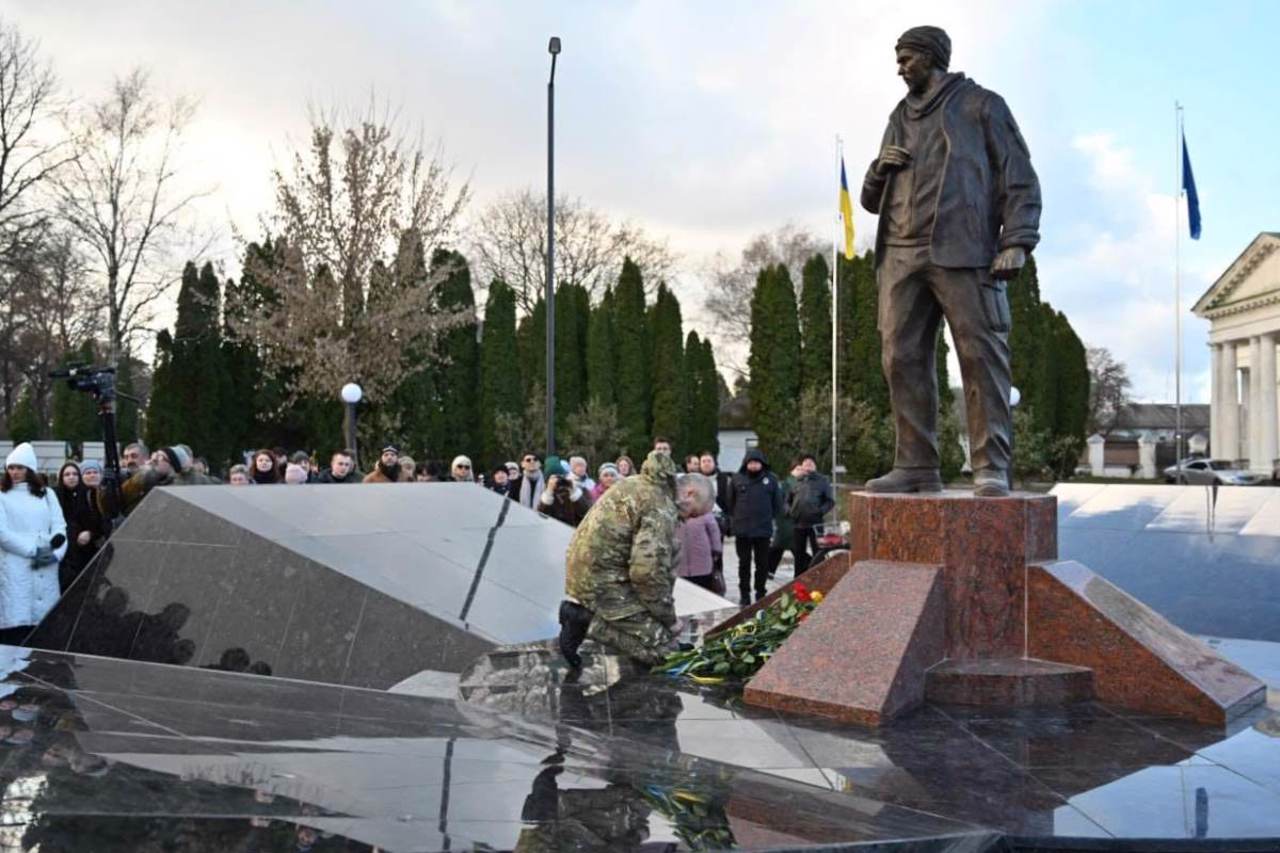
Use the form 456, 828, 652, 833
49, 362, 137, 526
49, 363, 118, 398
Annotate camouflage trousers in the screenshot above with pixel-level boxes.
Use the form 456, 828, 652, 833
587, 611, 676, 666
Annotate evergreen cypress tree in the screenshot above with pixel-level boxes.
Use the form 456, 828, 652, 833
147, 262, 229, 466
683, 332, 721, 456
387, 235, 437, 458
428, 249, 480, 460
841, 251, 888, 416
648, 283, 686, 452
479, 279, 522, 466
612, 258, 650, 455
1007, 255, 1044, 423
7, 388, 41, 442
683, 330, 701, 453
145, 330, 177, 450
51, 341, 101, 446
113, 354, 142, 447
517, 297, 547, 396
585, 286, 616, 408
748, 264, 801, 464
222, 240, 276, 462
553, 283, 589, 431
699, 337, 722, 456
798, 254, 832, 396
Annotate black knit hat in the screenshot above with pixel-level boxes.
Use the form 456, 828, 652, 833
896, 25, 951, 71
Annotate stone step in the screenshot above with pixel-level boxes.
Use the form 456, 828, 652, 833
925, 657, 1094, 707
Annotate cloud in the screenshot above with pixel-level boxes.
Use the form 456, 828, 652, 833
1035, 132, 1226, 404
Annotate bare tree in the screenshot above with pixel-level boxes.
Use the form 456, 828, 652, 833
0, 18, 71, 262
234, 103, 470, 416
1086, 346, 1131, 437
0, 230, 97, 430
53, 68, 208, 365
703, 223, 825, 348
469, 189, 676, 312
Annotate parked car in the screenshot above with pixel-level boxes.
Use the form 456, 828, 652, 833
1162, 458, 1267, 486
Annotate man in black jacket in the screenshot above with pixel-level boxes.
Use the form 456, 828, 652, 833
726, 448, 782, 605
787, 454, 835, 576
317, 449, 361, 484
860, 25, 1040, 498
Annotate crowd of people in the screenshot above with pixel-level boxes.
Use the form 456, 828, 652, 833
0, 432, 835, 655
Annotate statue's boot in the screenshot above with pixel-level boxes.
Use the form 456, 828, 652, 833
973, 468, 1011, 497
865, 467, 943, 493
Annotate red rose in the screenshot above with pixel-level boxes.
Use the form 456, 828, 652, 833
793, 582, 808, 596
795, 589, 811, 603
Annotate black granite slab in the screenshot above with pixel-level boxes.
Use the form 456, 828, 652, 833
0, 645, 996, 852
458, 636, 1280, 847
25, 484, 728, 690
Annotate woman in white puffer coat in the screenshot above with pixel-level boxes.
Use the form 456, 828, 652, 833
0, 442, 66, 644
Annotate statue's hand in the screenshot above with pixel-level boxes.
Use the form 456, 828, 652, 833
874, 145, 912, 176
990, 247, 1027, 280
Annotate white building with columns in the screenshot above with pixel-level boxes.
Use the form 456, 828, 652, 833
1192, 232, 1280, 473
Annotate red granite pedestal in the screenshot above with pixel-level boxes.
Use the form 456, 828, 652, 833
739, 491, 1267, 726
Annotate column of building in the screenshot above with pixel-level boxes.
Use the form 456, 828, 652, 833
1256, 333, 1278, 473
1209, 343, 1223, 458
1217, 341, 1240, 463
1208, 336, 1278, 470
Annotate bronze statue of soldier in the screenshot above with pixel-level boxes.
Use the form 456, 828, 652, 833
861, 25, 1041, 498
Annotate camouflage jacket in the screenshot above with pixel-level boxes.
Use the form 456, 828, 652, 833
564, 451, 680, 625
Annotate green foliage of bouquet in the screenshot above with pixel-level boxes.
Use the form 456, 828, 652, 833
654, 583, 823, 684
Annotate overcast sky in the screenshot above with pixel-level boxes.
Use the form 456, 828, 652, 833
9, 0, 1278, 403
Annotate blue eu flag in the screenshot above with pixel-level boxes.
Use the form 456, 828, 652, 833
1182, 133, 1201, 240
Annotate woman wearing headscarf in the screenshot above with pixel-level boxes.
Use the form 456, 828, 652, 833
53, 462, 100, 592
590, 463, 619, 503
0, 443, 67, 644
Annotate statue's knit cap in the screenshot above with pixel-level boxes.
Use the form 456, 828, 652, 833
896, 25, 951, 69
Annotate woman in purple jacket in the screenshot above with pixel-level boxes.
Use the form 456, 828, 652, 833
675, 473, 722, 592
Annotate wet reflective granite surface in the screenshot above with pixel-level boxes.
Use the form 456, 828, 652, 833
461, 640, 1280, 845
1, 629, 1276, 851
0, 644, 991, 852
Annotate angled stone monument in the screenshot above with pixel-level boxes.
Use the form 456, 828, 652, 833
738, 27, 1266, 726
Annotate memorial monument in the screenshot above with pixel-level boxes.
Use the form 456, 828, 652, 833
859, 25, 1040, 498
735, 27, 1267, 726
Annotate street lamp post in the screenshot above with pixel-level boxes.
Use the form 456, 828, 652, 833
340, 382, 363, 468
546, 36, 561, 459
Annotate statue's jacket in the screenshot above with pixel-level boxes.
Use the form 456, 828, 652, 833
861, 74, 1041, 269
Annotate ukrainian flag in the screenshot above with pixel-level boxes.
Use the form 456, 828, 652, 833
839, 157, 855, 260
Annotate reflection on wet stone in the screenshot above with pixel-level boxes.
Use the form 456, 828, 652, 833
3, 476, 1279, 849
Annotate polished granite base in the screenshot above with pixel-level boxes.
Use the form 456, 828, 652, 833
742, 491, 1266, 726
0, 636, 1276, 851
746, 561, 946, 724
925, 658, 1095, 707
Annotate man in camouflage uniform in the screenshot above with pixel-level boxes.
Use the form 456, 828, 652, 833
559, 450, 682, 666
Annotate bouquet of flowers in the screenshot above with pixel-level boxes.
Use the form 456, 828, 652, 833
654, 583, 824, 684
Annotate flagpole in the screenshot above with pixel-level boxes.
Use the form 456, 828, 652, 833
1174, 101, 1183, 475
831, 135, 841, 489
